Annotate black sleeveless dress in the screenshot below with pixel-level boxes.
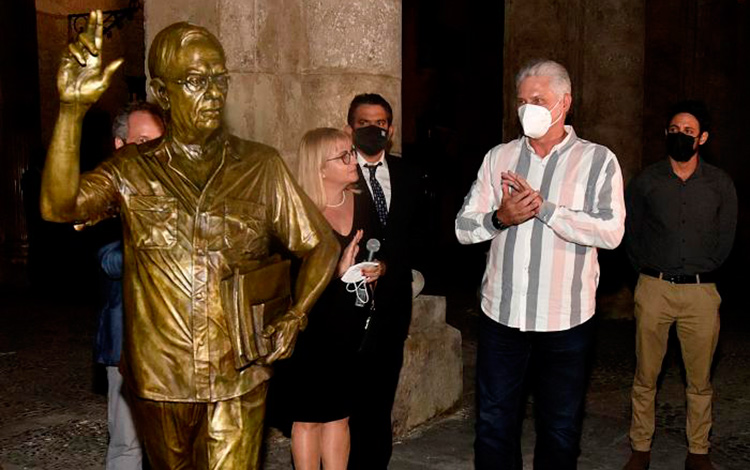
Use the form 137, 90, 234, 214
281, 190, 382, 423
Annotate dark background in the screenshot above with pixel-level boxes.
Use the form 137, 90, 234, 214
401, 0, 749, 314
1, 0, 748, 315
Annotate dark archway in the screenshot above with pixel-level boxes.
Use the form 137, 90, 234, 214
0, 0, 42, 287
402, 1, 505, 295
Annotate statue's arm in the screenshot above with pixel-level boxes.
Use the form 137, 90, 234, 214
261, 157, 340, 364
262, 225, 338, 364
40, 105, 87, 221
290, 225, 340, 317
40, 10, 122, 222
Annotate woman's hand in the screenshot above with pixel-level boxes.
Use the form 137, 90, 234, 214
362, 260, 386, 283
337, 229, 363, 277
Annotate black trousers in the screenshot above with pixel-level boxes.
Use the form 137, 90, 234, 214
348, 309, 409, 470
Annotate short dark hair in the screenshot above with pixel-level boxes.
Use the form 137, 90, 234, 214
112, 101, 164, 141
666, 100, 711, 134
347, 93, 393, 127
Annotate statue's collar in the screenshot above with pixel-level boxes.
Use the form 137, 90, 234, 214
167, 129, 228, 162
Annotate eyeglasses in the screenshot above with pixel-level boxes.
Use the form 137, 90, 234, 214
169, 73, 231, 93
326, 149, 355, 165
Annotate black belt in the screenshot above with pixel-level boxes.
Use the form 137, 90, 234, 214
641, 267, 716, 284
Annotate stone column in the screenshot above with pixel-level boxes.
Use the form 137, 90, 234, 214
144, 0, 402, 168
393, 295, 463, 437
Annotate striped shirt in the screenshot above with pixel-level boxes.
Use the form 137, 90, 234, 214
456, 126, 625, 332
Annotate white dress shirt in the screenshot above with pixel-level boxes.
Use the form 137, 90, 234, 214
455, 126, 626, 332
357, 150, 392, 210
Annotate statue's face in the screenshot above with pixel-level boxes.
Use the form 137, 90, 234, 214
164, 37, 228, 142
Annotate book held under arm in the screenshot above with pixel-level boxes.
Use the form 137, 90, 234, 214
220, 255, 292, 370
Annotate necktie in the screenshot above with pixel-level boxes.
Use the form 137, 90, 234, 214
366, 163, 388, 227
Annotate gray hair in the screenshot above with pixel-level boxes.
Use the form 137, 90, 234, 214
515, 60, 572, 98
112, 101, 164, 141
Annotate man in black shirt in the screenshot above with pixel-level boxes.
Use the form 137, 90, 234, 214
623, 101, 737, 470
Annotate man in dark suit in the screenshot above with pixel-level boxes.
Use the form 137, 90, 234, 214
345, 93, 417, 469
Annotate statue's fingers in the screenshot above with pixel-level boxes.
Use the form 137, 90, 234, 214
94, 10, 104, 51
81, 11, 98, 48
100, 58, 124, 86
264, 349, 280, 364
79, 33, 97, 57
85, 10, 97, 33
60, 53, 78, 70
68, 42, 87, 66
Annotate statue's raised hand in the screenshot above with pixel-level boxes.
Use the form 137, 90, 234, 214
57, 10, 123, 109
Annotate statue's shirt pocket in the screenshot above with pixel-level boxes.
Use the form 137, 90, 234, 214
127, 195, 178, 249
223, 199, 267, 254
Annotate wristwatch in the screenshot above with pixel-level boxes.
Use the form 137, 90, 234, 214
491, 211, 509, 231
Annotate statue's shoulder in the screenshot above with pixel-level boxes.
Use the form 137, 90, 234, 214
105, 141, 150, 168
226, 134, 282, 164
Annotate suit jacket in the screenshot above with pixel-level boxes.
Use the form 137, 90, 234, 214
357, 153, 419, 344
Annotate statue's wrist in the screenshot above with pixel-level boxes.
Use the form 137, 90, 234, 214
59, 101, 89, 118
288, 307, 308, 330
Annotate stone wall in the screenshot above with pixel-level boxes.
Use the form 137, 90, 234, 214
144, 0, 402, 169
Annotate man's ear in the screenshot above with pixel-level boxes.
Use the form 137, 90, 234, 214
563, 93, 572, 113
387, 124, 395, 141
344, 124, 353, 136
150, 78, 170, 111
114, 137, 125, 149
698, 131, 709, 145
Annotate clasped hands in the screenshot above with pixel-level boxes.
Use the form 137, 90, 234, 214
496, 171, 544, 227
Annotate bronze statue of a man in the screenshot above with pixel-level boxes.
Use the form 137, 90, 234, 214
40, 11, 339, 469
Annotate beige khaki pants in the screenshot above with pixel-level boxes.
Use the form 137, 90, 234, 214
131, 382, 268, 470
629, 274, 720, 454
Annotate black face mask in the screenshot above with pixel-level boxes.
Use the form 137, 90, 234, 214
354, 125, 389, 156
666, 132, 697, 162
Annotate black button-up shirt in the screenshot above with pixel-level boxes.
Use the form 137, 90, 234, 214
625, 158, 737, 275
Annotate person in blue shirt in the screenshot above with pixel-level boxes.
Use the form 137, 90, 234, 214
93, 101, 164, 470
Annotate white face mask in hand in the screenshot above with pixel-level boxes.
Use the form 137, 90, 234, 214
341, 261, 379, 306
517, 98, 563, 139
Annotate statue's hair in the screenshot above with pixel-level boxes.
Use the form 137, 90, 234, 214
148, 22, 225, 79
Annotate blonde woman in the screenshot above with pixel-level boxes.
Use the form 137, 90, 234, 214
287, 128, 384, 470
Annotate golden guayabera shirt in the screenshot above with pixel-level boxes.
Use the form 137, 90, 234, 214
73, 132, 328, 402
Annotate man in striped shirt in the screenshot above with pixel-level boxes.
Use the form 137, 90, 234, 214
456, 59, 625, 469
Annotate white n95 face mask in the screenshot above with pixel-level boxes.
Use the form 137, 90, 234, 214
517, 98, 563, 139
341, 261, 379, 306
